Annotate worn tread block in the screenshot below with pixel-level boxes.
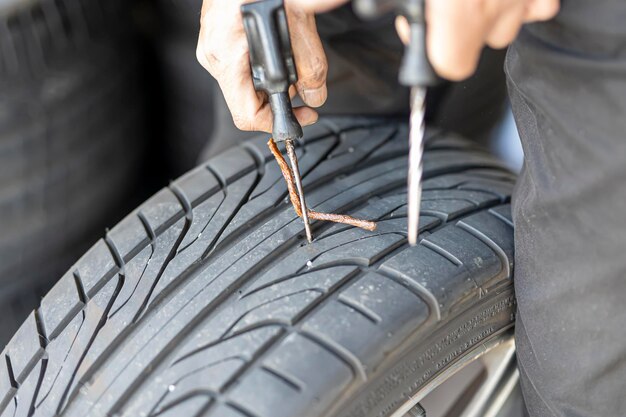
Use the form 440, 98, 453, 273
177, 193, 223, 252
4, 312, 43, 383
458, 209, 515, 276
303, 127, 398, 187
40, 271, 84, 339
123, 328, 280, 417
13, 360, 43, 417
422, 171, 513, 191
35, 315, 83, 409
219, 137, 338, 240
139, 188, 184, 235
458, 179, 514, 200
245, 266, 359, 300
107, 212, 150, 261
489, 205, 514, 227
422, 189, 500, 207
368, 125, 450, 162
35, 279, 118, 416
0, 357, 15, 412
230, 292, 320, 337
311, 232, 405, 269
207, 404, 248, 417
172, 267, 352, 365
154, 396, 210, 417
207, 148, 256, 185
108, 246, 154, 318
302, 272, 429, 371
330, 126, 396, 159
74, 239, 117, 297
173, 166, 221, 206
422, 225, 504, 288
0, 397, 15, 417
149, 173, 258, 304
380, 244, 460, 317
228, 333, 354, 417
157, 360, 236, 412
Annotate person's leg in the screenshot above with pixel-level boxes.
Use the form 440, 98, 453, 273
506, 1, 626, 415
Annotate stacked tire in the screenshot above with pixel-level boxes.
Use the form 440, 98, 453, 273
0, 0, 146, 343
154, 0, 218, 175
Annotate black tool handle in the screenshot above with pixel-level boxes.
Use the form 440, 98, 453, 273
241, 0, 303, 141
353, 0, 437, 87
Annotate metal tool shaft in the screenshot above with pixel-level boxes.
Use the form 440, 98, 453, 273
242, 0, 314, 243
285, 140, 313, 243
353, 0, 436, 247
408, 86, 426, 246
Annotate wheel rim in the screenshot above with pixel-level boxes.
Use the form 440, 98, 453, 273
391, 330, 518, 417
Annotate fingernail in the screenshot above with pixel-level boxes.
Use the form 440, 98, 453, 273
301, 86, 327, 107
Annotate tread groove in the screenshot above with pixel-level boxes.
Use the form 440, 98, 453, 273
73, 271, 88, 304
420, 239, 464, 267
299, 328, 367, 382
337, 295, 382, 324
132, 186, 194, 321
457, 221, 511, 283
56, 276, 125, 414
376, 267, 442, 321
259, 365, 304, 392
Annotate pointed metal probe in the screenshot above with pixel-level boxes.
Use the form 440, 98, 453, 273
407, 87, 426, 245
242, 0, 313, 243
355, 0, 437, 246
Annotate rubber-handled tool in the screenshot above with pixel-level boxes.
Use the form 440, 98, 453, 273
354, 0, 438, 246
241, 0, 314, 243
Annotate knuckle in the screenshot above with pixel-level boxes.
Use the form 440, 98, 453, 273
304, 57, 328, 86
433, 58, 474, 81
196, 46, 208, 67
526, 0, 560, 21
487, 37, 510, 49
430, 45, 479, 81
232, 111, 254, 131
539, 0, 560, 19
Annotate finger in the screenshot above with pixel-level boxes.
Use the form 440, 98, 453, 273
196, 0, 243, 75
485, 1, 525, 49
196, 21, 211, 70
426, 0, 492, 81
287, 7, 328, 107
287, 0, 349, 14
218, 43, 274, 133
524, 0, 560, 22
293, 106, 319, 127
395, 15, 410, 45
289, 85, 297, 100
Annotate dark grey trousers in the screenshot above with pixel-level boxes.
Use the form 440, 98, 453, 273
506, 1, 626, 416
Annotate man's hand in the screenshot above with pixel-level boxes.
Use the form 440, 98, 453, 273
197, 0, 328, 133
293, 0, 559, 81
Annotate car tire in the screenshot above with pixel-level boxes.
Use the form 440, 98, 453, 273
0, 118, 516, 417
0, 0, 145, 344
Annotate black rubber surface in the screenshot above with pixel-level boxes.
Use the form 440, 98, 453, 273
0, 0, 144, 344
0, 118, 516, 417
0, 0, 129, 79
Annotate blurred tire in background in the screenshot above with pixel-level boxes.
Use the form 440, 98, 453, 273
0, 0, 146, 344
152, 0, 217, 175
